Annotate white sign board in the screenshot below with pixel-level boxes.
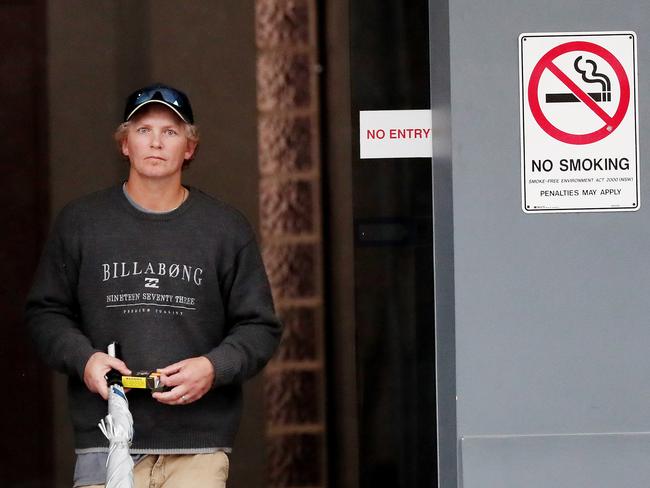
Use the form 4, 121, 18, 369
360, 109, 432, 159
519, 32, 639, 213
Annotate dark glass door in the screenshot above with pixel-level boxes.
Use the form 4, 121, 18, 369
0, 1, 52, 487
350, 1, 436, 486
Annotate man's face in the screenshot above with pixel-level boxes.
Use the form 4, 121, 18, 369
121, 105, 196, 181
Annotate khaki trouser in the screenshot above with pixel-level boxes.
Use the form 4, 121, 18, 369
83, 451, 229, 488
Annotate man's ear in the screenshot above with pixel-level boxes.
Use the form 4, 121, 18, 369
121, 137, 129, 157
185, 140, 197, 160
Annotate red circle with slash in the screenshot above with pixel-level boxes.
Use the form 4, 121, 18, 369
528, 41, 630, 145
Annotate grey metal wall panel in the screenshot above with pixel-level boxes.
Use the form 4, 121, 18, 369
461, 433, 650, 488
448, 0, 650, 436
431, 0, 650, 486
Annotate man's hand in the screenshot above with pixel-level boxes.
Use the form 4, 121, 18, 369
152, 357, 215, 405
83, 352, 131, 400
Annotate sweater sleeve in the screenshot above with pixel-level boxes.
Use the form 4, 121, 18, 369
25, 209, 98, 379
203, 238, 282, 387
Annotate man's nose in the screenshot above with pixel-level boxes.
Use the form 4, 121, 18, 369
150, 131, 163, 148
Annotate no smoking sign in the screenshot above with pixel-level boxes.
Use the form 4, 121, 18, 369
520, 32, 639, 213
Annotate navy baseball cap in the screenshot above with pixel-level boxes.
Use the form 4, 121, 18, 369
123, 83, 194, 124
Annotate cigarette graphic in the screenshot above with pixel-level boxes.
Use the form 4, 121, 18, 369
546, 92, 611, 103
546, 57, 612, 104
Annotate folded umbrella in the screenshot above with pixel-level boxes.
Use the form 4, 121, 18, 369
98, 342, 134, 488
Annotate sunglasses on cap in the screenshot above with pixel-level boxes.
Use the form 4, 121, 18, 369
123, 83, 194, 124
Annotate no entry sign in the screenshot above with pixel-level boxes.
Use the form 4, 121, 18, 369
520, 32, 639, 213
359, 110, 433, 159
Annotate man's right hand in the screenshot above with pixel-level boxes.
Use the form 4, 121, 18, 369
83, 352, 131, 400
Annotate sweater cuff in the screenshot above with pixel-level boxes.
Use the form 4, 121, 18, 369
203, 346, 240, 388
73, 346, 100, 381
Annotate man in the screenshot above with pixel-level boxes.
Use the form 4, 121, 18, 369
26, 83, 282, 487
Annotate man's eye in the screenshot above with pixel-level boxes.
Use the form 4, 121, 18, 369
136, 127, 149, 134
166, 129, 178, 136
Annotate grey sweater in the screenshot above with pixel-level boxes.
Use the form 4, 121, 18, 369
26, 185, 282, 451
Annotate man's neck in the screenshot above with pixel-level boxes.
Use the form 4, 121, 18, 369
124, 174, 187, 212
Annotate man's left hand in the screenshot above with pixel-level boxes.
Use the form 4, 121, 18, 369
152, 356, 214, 405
